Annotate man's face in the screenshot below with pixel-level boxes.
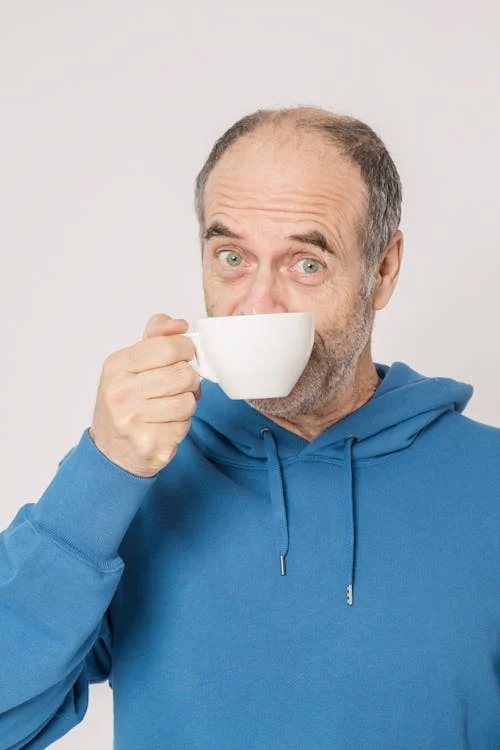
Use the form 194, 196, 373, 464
201, 129, 376, 418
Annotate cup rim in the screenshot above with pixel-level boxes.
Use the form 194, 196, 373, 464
195, 311, 313, 324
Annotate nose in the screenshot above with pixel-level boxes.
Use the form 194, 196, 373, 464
235, 269, 288, 316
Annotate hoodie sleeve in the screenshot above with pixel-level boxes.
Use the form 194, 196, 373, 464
0, 428, 158, 749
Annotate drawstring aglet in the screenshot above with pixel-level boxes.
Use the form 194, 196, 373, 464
280, 555, 287, 576
346, 584, 353, 605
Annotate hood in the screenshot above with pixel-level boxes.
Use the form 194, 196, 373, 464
191, 361, 473, 605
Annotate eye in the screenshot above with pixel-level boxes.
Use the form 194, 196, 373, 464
296, 258, 324, 274
217, 250, 243, 267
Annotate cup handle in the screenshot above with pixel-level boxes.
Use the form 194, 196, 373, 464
184, 331, 219, 383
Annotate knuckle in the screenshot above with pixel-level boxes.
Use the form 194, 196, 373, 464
184, 391, 197, 416
173, 419, 191, 442
126, 343, 141, 370
114, 411, 133, 436
102, 353, 118, 376
107, 381, 131, 406
189, 367, 201, 390
181, 364, 200, 393
105, 345, 128, 371
161, 337, 177, 364
134, 432, 156, 457
169, 360, 191, 385
177, 390, 196, 415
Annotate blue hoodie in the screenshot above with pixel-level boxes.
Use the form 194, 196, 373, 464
1, 361, 500, 749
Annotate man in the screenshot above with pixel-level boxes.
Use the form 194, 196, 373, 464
1, 106, 499, 749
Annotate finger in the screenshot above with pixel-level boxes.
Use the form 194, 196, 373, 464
126, 333, 196, 374
142, 314, 188, 341
140, 391, 197, 423
134, 362, 201, 399
142, 313, 172, 340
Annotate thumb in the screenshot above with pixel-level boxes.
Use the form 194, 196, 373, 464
142, 313, 188, 341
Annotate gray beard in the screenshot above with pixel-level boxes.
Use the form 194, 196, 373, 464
246, 295, 375, 419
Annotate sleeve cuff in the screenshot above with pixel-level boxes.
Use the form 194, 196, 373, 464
29, 427, 158, 564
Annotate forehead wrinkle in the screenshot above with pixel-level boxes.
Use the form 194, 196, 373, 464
210, 189, 348, 208
209, 176, 361, 199
205, 195, 365, 254
207, 179, 366, 221
209, 203, 333, 217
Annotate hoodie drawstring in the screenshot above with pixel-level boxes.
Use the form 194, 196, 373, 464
343, 435, 357, 606
260, 427, 357, 606
260, 428, 289, 576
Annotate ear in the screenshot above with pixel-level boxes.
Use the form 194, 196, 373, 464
372, 230, 404, 311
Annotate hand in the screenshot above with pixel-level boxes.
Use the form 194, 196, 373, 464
89, 314, 201, 478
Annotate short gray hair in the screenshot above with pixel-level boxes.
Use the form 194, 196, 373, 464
194, 106, 402, 292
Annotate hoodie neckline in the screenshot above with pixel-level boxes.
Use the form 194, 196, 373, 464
189, 361, 473, 607
192, 361, 473, 464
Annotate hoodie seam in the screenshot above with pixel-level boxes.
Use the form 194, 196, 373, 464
25, 505, 125, 575
204, 436, 421, 470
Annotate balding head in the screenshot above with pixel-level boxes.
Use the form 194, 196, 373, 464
195, 105, 402, 287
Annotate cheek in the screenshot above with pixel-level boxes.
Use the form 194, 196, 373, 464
309, 283, 360, 327
202, 270, 240, 314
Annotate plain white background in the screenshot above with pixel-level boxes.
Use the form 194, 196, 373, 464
1, 1, 499, 747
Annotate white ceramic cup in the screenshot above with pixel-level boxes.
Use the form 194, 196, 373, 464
184, 312, 315, 400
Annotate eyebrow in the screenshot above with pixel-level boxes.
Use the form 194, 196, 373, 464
203, 221, 340, 258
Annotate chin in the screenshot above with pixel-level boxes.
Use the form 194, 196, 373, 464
246, 382, 321, 419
